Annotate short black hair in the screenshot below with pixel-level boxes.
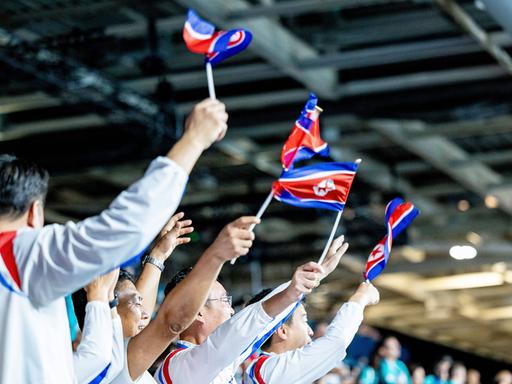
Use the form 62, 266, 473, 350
245, 288, 296, 350
245, 288, 272, 307
116, 269, 136, 288
165, 267, 193, 296
0, 154, 49, 218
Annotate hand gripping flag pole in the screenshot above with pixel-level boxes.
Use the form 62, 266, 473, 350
317, 158, 362, 265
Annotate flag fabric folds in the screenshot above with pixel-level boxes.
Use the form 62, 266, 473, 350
272, 162, 359, 212
364, 198, 420, 282
183, 9, 252, 66
280, 93, 330, 171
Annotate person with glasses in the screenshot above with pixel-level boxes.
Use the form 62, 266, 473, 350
245, 236, 380, 384
154, 254, 333, 384
108, 215, 260, 384
0, 98, 228, 384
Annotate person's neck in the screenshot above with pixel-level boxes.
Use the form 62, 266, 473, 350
180, 332, 207, 346
0, 216, 28, 233
265, 340, 293, 355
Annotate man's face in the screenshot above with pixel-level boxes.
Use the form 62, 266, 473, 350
495, 371, 512, 384
382, 337, 401, 360
116, 280, 149, 338
282, 304, 313, 350
201, 281, 235, 336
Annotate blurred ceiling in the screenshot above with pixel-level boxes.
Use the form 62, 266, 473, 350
2, 0, 512, 364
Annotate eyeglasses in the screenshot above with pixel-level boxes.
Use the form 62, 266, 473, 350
207, 295, 232, 306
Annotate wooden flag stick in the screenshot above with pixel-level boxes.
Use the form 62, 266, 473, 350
318, 210, 343, 265
206, 62, 216, 99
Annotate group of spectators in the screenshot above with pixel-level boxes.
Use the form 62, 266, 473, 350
0, 98, 381, 384
308, 332, 512, 384
1, 95, 509, 383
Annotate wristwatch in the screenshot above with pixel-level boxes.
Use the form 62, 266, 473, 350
109, 293, 119, 309
142, 255, 165, 272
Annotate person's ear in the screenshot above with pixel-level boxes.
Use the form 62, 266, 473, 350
275, 324, 289, 341
27, 200, 44, 228
196, 309, 206, 324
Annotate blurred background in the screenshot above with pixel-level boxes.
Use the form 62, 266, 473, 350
2, 0, 512, 380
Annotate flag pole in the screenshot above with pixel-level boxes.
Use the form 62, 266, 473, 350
206, 61, 216, 99
318, 158, 362, 265
230, 190, 274, 265
318, 210, 342, 265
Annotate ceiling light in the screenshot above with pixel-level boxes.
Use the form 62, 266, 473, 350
449, 245, 477, 260
485, 195, 499, 209
466, 231, 482, 246
457, 199, 470, 211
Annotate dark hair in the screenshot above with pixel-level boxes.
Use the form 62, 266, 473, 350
116, 269, 136, 288
0, 154, 49, 219
245, 288, 296, 350
165, 267, 193, 296
72, 288, 87, 331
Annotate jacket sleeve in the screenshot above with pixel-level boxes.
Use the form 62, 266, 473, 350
157, 282, 300, 384
249, 302, 364, 384
102, 315, 125, 382
73, 301, 113, 384
12, 157, 188, 305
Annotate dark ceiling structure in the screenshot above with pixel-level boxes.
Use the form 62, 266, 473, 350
2, 0, 512, 364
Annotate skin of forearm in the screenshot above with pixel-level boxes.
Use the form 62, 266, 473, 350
86, 289, 109, 303
261, 287, 299, 318
166, 132, 205, 175
126, 249, 225, 380
135, 262, 162, 318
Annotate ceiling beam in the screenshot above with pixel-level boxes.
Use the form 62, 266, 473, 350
364, 118, 512, 214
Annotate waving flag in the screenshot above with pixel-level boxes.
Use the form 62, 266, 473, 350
272, 162, 358, 212
281, 93, 330, 171
183, 9, 252, 66
364, 198, 420, 281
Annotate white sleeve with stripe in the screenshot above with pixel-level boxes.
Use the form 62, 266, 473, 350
249, 302, 364, 384
102, 315, 125, 383
73, 301, 113, 384
156, 298, 298, 384
12, 157, 188, 306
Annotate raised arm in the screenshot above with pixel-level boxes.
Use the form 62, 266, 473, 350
73, 269, 119, 384
12, 99, 228, 305
127, 216, 259, 381
159, 261, 324, 384
251, 283, 380, 384
136, 212, 193, 317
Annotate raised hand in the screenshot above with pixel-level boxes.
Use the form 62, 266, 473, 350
184, 99, 228, 149
319, 235, 349, 281
349, 282, 380, 307
205, 216, 260, 263
85, 268, 120, 303
285, 261, 325, 301
150, 212, 194, 263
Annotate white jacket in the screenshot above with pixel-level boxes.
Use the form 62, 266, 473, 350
0, 157, 187, 383
246, 302, 364, 384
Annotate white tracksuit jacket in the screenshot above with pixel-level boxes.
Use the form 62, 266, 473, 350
0, 157, 187, 383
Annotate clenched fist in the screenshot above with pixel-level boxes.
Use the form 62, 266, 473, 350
285, 261, 325, 301
205, 216, 260, 263
184, 99, 228, 149
349, 282, 380, 307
